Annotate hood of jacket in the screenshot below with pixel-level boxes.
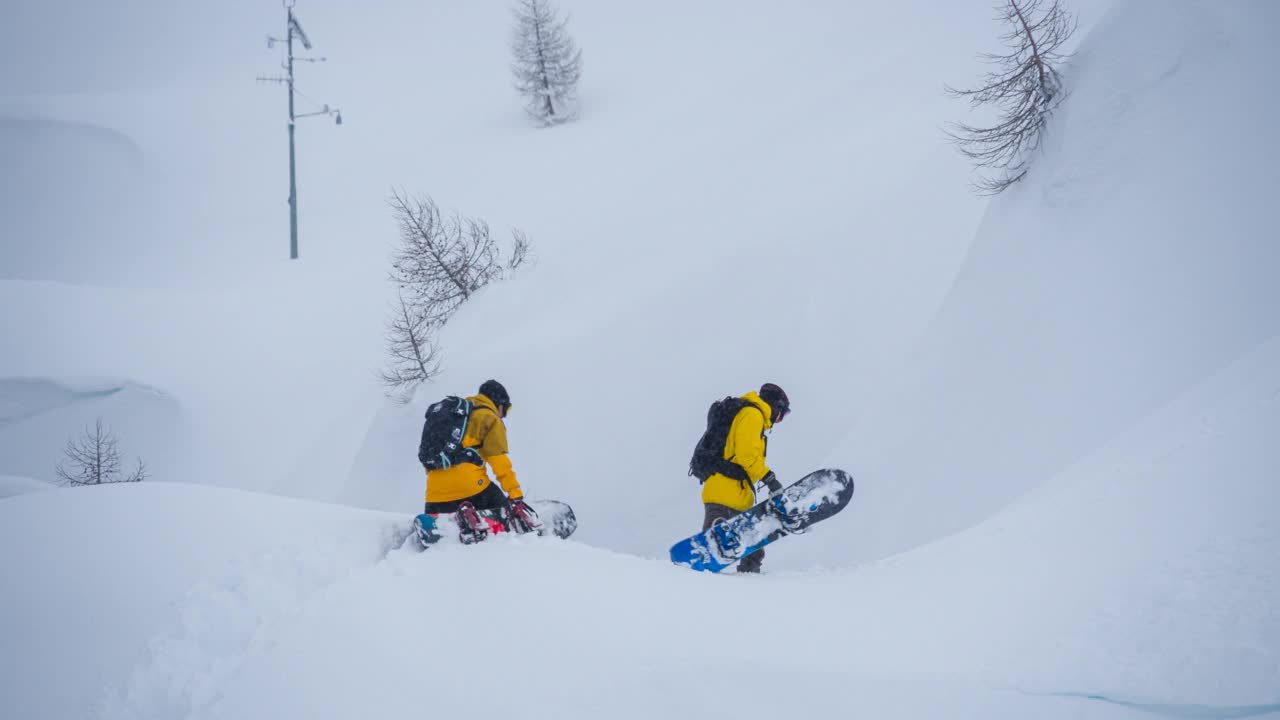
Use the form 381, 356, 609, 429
471, 393, 502, 416
741, 391, 774, 430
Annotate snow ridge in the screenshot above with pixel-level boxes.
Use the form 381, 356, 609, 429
1035, 692, 1280, 720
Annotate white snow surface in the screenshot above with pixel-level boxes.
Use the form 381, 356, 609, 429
0, 473, 51, 499
2, 0, 1279, 717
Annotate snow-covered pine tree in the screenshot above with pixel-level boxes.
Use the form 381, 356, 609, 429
946, 0, 1077, 194
510, 0, 583, 126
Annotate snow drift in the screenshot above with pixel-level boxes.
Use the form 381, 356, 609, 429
0, 0, 1277, 717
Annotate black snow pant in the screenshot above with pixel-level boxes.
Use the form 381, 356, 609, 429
703, 502, 764, 574
424, 482, 510, 517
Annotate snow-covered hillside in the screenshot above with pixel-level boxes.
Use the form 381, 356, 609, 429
4, 349, 1277, 718
0, 473, 50, 499
830, 0, 1280, 564
1, 0, 1278, 717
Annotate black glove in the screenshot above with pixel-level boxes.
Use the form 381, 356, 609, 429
761, 471, 783, 495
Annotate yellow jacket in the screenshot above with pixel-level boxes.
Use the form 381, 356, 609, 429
700, 391, 773, 511
425, 394, 523, 503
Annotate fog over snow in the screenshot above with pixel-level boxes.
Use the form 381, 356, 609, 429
1, 1, 1277, 718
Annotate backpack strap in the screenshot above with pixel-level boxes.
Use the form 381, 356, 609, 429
460, 400, 500, 464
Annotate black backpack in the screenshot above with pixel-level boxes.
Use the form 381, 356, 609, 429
688, 397, 762, 483
418, 396, 485, 470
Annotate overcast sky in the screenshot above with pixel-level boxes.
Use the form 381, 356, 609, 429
1, 0, 279, 95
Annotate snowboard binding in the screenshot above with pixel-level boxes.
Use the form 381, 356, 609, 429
709, 518, 743, 557
768, 494, 808, 533
455, 501, 490, 544
506, 500, 543, 534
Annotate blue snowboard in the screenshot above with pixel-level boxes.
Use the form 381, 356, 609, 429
669, 468, 854, 572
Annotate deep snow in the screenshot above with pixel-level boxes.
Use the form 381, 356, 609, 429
5, 339, 1278, 719
1, 0, 1278, 717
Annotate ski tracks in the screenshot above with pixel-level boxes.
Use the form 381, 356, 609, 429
96, 520, 415, 720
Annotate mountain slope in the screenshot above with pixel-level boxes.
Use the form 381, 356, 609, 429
4, 328, 1276, 720
0, 1, 1277, 716
825, 0, 1280, 564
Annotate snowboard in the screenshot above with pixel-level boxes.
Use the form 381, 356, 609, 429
669, 468, 854, 572
526, 499, 578, 540
414, 498, 576, 548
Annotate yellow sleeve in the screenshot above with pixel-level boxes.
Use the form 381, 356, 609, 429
731, 408, 770, 482
479, 415, 522, 499
487, 453, 522, 500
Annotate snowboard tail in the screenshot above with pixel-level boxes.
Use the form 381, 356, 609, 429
527, 499, 577, 540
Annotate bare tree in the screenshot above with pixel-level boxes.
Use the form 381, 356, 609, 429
946, 0, 1076, 193
382, 191, 532, 400
388, 191, 529, 325
510, 0, 583, 126
55, 418, 148, 486
380, 290, 443, 401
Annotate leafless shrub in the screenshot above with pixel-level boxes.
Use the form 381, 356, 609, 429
55, 418, 147, 486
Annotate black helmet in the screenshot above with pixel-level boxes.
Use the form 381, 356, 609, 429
479, 379, 511, 416
758, 383, 790, 424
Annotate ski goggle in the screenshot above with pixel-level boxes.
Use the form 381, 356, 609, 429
774, 400, 790, 423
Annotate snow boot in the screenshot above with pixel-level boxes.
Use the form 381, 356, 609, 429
414, 513, 442, 547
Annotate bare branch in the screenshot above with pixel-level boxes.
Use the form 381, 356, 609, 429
380, 291, 443, 403
382, 192, 534, 400
508, 228, 531, 271
126, 458, 148, 483
946, 0, 1076, 193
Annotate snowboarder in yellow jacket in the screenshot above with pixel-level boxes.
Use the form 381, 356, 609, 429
701, 383, 790, 573
422, 380, 532, 524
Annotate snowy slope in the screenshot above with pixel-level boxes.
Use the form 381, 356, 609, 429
0, 279, 385, 495
823, 0, 1280, 565
0, 116, 145, 284
4, 339, 1277, 720
0, 377, 181, 485
1, 0, 1278, 717
344, 0, 1280, 568
334, 0, 1004, 548
0, 484, 397, 720
0, 473, 50, 499
1, 0, 997, 552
